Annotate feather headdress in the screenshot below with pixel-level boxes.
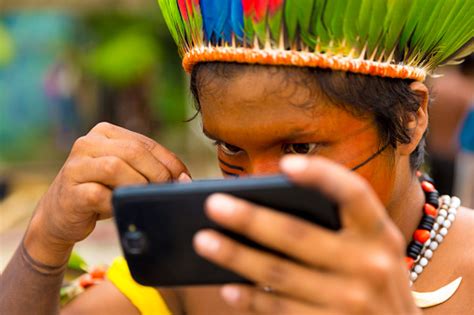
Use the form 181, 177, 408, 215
158, 0, 473, 81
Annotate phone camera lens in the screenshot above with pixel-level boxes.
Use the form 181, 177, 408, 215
122, 231, 148, 255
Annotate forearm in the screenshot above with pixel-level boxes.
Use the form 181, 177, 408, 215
0, 213, 72, 315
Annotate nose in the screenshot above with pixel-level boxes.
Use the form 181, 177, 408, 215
247, 156, 281, 176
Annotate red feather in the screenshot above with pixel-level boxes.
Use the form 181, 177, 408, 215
268, 0, 284, 15
178, 0, 200, 21
242, 0, 255, 16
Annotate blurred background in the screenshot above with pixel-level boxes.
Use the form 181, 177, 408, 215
0, 1, 473, 272
0, 0, 220, 270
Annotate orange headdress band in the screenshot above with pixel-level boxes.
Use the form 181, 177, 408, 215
183, 47, 427, 81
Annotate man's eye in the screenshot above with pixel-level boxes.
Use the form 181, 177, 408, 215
214, 141, 242, 156
283, 143, 318, 155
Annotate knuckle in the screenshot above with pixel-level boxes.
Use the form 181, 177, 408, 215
262, 261, 288, 287
365, 250, 395, 285
341, 285, 372, 315
85, 185, 107, 206
93, 122, 114, 133
102, 156, 123, 176
72, 136, 89, 153
141, 139, 157, 152
282, 218, 310, 241
123, 141, 146, 161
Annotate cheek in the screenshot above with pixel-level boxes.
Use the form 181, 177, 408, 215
356, 155, 397, 207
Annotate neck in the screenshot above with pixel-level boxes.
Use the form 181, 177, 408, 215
387, 172, 426, 245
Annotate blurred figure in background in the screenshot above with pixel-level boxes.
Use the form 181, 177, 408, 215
454, 55, 474, 208
427, 54, 474, 203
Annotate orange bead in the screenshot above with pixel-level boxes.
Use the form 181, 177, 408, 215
90, 266, 107, 280
421, 181, 435, 192
405, 257, 415, 269
424, 203, 438, 217
413, 229, 431, 243
79, 274, 95, 289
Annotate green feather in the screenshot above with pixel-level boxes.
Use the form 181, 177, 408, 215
312, 0, 329, 47
284, 0, 315, 46
366, 0, 387, 57
158, 0, 186, 50
356, 0, 374, 54
383, 0, 413, 58
158, 0, 474, 75
324, 0, 347, 47
268, 6, 284, 43
343, 0, 362, 50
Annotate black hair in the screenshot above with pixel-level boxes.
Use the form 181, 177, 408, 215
190, 62, 428, 171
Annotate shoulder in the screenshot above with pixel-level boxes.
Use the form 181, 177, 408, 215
418, 206, 474, 314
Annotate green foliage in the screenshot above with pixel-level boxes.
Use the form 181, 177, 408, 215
0, 23, 15, 67
84, 28, 160, 87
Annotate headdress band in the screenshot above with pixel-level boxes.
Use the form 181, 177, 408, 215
183, 47, 426, 81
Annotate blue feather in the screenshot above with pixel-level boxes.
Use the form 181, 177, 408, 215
230, 0, 244, 40
201, 0, 232, 43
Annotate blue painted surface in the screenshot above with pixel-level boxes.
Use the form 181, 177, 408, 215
0, 12, 75, 160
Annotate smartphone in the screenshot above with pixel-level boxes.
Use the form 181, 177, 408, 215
112, 176, 339, 287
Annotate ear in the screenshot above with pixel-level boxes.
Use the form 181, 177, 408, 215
398, 82, 429, 157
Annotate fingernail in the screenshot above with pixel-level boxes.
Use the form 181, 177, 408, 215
194, 232, 221, 254
280, 155, 309, 174
207, 194, 237, 217
178, 173, 192, 183
221, 286, 241, 305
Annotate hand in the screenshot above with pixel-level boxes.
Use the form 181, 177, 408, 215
26, 122, 191, 263
194, 155, 420, 315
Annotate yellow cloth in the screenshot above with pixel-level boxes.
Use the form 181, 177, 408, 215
107, 257, 172, 315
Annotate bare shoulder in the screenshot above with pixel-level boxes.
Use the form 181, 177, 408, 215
419, 206, 474, 315
61, 279, 140, 315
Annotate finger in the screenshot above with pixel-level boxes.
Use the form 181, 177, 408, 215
74, 182, 113, 220
193, 230, 345, 306
90, 122, 190, 178
281, 155, 390, 236
205, 193, 341, 269
70, 156, 148, 188
74, 135, 173, 183
220, 285, 338, 315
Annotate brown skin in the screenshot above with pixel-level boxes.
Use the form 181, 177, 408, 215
18, 67, 473, 314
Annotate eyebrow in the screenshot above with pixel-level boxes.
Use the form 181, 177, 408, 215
203, 127, 317, 144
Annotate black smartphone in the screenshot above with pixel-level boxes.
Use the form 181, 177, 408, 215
112, 176, 339, 287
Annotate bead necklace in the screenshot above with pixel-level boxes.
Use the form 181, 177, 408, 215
405, 174, 461, 287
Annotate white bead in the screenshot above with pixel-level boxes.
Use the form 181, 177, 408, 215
430, 230, 436, 239
450, 197, 461, 208
441, 195, 451, 204
439, 227, 448, 236
439, 209, 448, 218
414, 265, 424, 274
447, 214, 456, 222
436, 216, 445, 225
410, 272, 418, 281
433, 222, 440, 231
441, 204, 449, 210
443, 220, 452, 229
425, 239, 431, 248
429, 241, 439, 251
424, 249, 433, 259
448, 208, 457, 215
419, 257, 429, 267
435, 234, 444, 243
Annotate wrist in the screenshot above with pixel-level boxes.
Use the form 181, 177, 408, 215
24, 205, 74, 267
